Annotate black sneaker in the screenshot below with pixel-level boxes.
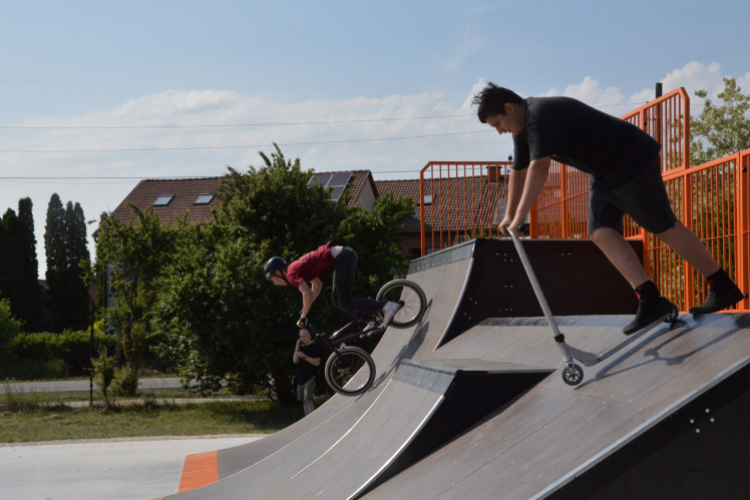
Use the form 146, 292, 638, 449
623, 297, 677, 335
688, 285, 746, 315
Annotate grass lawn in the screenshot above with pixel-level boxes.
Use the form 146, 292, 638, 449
0, 399, 325, 444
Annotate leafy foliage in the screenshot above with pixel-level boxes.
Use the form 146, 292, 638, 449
155, 146, 412, 405
691, 77, 750, 165
95, 206, 180, 370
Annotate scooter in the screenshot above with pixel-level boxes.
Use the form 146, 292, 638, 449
508, 227, 679, 386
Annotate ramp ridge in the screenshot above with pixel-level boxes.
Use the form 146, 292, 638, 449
408, 240, 474, 274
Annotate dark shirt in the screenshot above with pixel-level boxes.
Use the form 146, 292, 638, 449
512, 97, 661, 189
287, 242, 336, 288
297, 343, 321, 385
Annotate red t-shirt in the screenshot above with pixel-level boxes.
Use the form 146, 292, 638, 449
287, 242, 336, 288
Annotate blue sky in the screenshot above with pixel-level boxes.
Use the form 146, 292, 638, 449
0, 0, 749, 272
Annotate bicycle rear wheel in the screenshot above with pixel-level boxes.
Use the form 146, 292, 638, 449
376, 279, 427, 328
324, 347, 376, 396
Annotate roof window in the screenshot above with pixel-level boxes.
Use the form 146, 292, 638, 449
154, 195, 174, 206
194, 194, 214, 205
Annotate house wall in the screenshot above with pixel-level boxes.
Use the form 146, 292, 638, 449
355, 181, 377, 210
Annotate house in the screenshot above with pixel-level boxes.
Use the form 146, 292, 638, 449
106, 169, 502, 270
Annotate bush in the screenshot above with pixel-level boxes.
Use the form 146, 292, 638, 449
92, 347, 115, 408
0, 299, 22, 347
111, 363, 139, 397
7, 331, 117, 376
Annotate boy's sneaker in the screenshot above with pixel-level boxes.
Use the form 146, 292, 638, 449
623, 297, 677, 335
689, 285, 746, 315
381, 302, 401, 328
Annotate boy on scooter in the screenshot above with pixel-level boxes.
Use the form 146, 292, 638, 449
473, 83, 745, 334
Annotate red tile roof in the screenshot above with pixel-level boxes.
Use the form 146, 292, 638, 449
376, 176, 507, 235
111, 177, 224, 226
111, 170, 378, 227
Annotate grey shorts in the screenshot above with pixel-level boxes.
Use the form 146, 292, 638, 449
297, 378, 315, 401
588, 156, 678, 235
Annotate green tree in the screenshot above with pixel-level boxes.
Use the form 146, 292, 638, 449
45, 194, 90, 331
1, 209, 25, 326
155, 146, 412, 405
16, 198, 43, 331
691, 77, 750, 165
95, 206, 179, 369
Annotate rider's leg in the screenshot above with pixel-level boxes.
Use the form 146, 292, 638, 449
332, 247, 388, 314
588, 167, 675, 334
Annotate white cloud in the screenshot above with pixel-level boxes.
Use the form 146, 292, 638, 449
559, 76, 625, 107
2, 88, 507, 275
462, 77, 488, 109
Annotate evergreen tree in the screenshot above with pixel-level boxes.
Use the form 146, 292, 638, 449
2, 209, 24, 326
45, 194, 90, 331
16, 198, 42, 331
64, 201, 91, 330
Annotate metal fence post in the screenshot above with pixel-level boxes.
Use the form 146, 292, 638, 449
89, 300, 95, 408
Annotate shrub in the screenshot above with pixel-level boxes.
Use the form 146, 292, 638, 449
111, 363, 139, 397
92, 347, 115, 408
8, 331, 117, 376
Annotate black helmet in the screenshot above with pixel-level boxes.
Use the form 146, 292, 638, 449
264, 257, 288, 280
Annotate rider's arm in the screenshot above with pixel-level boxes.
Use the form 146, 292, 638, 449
505, 167, 528, 219
310, 278, 324, 301
514, 156, 551, 221
299, 281, 316, 319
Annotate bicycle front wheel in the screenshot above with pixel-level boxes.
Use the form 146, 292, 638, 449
324, 347, 376, 397
376, 279, 427, 328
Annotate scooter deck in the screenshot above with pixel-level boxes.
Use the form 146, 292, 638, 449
565, 312, 676, 368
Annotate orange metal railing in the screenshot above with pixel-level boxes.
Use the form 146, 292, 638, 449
418, 86, 750, 312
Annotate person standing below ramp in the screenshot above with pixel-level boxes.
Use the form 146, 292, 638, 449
294, 328, 321, 416
472, 83, 745, 334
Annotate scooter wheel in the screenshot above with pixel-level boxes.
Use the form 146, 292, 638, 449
664, 307, 679, 323
562, 364, 584, 386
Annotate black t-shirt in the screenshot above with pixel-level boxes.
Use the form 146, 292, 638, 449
297, 343, 321, 385
512, 97, 661, 189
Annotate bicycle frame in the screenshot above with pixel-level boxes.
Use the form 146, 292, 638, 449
308, 313, 382, 352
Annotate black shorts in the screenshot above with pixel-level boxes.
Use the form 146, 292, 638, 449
588, 155, 678, 235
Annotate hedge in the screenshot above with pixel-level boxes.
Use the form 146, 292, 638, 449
6, 331, 118, 376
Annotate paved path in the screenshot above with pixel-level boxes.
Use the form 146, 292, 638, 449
0, 435, 263, 500
0, 377, 196, 394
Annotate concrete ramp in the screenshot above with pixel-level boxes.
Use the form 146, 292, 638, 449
363, 314, 750, 499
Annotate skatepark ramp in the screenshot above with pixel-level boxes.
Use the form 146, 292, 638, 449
148, 239, 750, 499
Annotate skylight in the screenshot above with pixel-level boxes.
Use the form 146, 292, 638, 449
154, 195, 174, 206
194, 194, 214, 205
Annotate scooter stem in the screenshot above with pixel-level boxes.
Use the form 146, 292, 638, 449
509, 232, 566, 346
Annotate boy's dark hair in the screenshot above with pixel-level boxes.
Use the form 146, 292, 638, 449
472, 83, 524, 123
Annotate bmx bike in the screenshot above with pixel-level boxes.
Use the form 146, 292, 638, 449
304, 279, 427, 396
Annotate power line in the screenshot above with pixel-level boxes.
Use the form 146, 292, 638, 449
0, 130, 495, 153
0, 169, 425, 181
0, 114, 477, 130
0, 100, 684, 130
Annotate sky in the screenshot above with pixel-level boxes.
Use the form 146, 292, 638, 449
1, 0, 749, 275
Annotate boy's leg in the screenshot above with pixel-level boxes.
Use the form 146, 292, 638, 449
588, 176, 676, 334
333, 248, 387, 314
607, 157, 744, 314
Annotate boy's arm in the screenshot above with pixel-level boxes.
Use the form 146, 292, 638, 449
310, 278, 324, 301
299, 281, 316, 319
510, 156, 551, 234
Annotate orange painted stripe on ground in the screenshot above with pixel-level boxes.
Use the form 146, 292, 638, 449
149, 498, 164, 500
177, 450, 219, 493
